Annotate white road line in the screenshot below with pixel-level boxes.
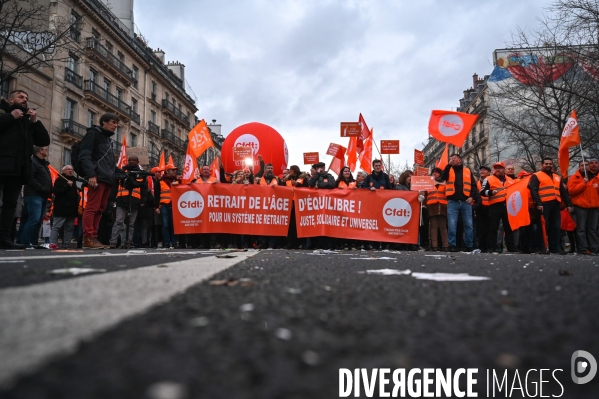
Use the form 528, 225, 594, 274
0, 250, 225, 262
0, 252, 255, 388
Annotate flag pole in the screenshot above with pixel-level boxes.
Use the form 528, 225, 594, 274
580, 143, 588, 179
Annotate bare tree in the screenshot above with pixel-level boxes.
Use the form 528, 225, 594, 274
0, 0, 84, 87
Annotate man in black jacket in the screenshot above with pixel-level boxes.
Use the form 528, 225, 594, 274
0, 90, 50, 249
20, 145, 52, 248
79, 113, 119, 249
108, 155, 147, 249
307, 162, 335, 189
364, 159, 392, 190
49, 165, 80, 248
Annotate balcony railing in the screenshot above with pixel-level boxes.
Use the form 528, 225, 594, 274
65, 68, 82, 89
161, 128, 185, 149
148, 155, 159, 167
162, 99, 189, 126
148, 121, 160, 136
84, 80, 132, 117
130, 110, 140, 125
61, 119, 86, 139
85, 37, 134, 84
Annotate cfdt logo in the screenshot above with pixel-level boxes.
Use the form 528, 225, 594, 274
571, 350, 597, 384
562, 117, 578, 138
234, 134, 260, 155
178, 191, 204, 219
438, 114, 464, 136
182, 154, 194, 181
507, 191, 522, 217
382, 198, 412, 227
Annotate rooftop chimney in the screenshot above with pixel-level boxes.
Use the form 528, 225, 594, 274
153, 48, 165, 64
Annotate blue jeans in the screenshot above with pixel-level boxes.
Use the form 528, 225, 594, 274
21, 196, 47, 246
447, 200, 474, 248
160, 205, 177, 247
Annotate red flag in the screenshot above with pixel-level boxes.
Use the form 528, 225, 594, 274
428, 110, 478, 147
558, 110, 581, 178
116, 135, 127, 168
158, 151, 165, 170
48, 165, 59, 184
328, 157, 345, 176
506, 176, 531, 230
437, 144, 449, 169
358, 113, 370, 154
359, 129, 373, 174
326, 143, 346, 159
347, 136, 357, 172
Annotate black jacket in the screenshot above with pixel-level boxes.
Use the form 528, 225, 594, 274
364, 171, 392, 189
52, 174, 80, 218
23, 155, 52, 198
79, 126, 117, 186
441, 164, 480, 202
110, 165, 148, 208
0, 99, 50, 181
308, 171, 335, 189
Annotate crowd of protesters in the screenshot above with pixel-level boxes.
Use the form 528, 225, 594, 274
0, 90, 591, 254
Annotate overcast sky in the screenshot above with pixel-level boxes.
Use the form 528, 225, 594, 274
134, 0, 549, 171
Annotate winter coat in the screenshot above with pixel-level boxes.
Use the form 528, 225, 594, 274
364, 171, 392, 189
0, 98, 50, 181
52, 174, 80, 218
109, 164, 148, 208
568, 170, 599, 208
23, 155, 52, 198
396, 183, 410, 191
78, 125, 117, 186
308, 171, 335, 189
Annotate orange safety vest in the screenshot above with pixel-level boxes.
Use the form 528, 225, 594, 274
82, 187, 88, 208
485, 175, 514, 205
196, 177, 217, 184
159, 180, 172, 204
116, 179, 143, 200
259, 176, 279, 186
338, 181, 356, 188
534, 171, 561, 203
285, 177, 304, 187
476, 181, 489, 206
427, 183, 447, 205
445, 167, 472, 197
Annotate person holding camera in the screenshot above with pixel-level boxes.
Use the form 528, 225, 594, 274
108, 155, 148, 249
0, 90, 50, 249
49, 165, 80, 248
79, 113, 120, 249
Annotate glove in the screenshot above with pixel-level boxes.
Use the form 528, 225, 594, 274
418, 194, 425, 203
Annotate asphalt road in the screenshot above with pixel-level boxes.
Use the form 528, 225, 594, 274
0, 249, 598, 398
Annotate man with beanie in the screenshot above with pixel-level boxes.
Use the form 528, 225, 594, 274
308, 162, 335, 189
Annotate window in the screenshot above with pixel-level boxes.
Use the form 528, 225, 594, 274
90, 68, 97, 82
150, 110, 156, 123
92, 28, 100, 40
131, 98, 137, 113
178, 102, 182, 110
117, 51, 124, 62
132, 66, 138, 89
130, 133, 137, 147
105, 41, 113, 53
0, 78, 10, 99
165, 92, 169, 102
87, 110, 96, 126
65, 99, 76, 120
67, 55, 78, 73
69, 12, 81, 42
116, 87, 122, 100
63, 148, 72, 167
104, 79, 111, 92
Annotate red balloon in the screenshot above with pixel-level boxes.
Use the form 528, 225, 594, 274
221, 122, 289, 176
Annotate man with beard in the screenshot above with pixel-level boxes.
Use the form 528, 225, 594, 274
154, 164, 179, 249
256, 163, 283, 186
529, 158, 573, 254
567, 160, 599, 255
0, 90, 50, 249
79, 113, 120, 249
108, 155, 148, 249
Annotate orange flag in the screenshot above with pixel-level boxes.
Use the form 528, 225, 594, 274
359, 129, 373, 174
210, 157, 220, 181
506, 176, 531, 230
358, 113, 371, 154
168, 155, 174, 168
558, 110, 581, 178
116, 135, 127, 168
428, 110, 478, 147
48, 165, 59, 184
188, 119, 215, 158
158, 151, 165, 170
437, 144, 449, 169
347, 136, 357, 172
181, 144, 197, 185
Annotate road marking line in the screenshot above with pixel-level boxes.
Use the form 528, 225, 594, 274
0, 252, 255, 387
0, 250, 225, 262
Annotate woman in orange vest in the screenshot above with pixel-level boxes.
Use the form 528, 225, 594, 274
154, 164, 179, 249
284, 165, 307, 188
335, 166, 356, 189
427, 168, 448, 251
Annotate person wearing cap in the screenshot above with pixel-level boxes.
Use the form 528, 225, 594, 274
479, 162, 518, 253
363, 159, 392, 190
529, 157, 573, 254
308, 162, 335, 189
441, 154, 479, 252
154, 164, 179, 249
474, 165, 491, 252
567, 160, 599, 255
427, 167, 448, 251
